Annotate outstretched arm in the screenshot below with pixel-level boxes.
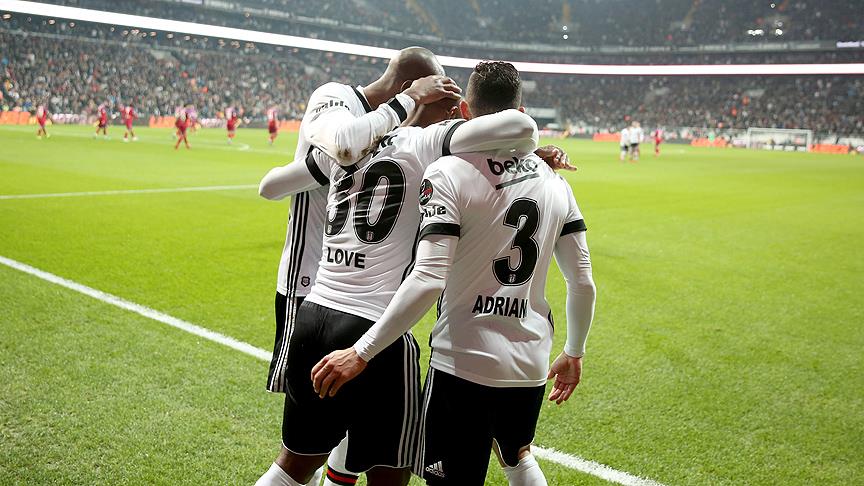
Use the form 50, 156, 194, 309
547, 231, 596, 404
258, 151, 329, 200
311, 235, 457, 398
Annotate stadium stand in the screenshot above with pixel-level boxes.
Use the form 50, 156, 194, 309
1, 3, 862, 140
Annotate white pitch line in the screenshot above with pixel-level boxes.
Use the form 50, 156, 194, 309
0, 255, 271, 361
0, 184, 258, 200
0, 255, 667, 486
532, 446, 665, 486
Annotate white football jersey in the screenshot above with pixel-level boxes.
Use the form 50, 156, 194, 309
628, 127, 644, 144
419, 152, 586, 387
619, 127, 629, 145
276, 83, 376, 297
305, 120, 468, 321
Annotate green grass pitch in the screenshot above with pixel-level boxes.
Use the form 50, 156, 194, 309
1, 124, 862, 485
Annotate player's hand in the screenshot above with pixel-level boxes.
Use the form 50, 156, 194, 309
311, 347, 368, 398
403, 75, 462, 105
547, 353, 582, 404
536, 145, 576, 171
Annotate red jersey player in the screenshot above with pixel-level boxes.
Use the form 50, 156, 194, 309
174, 110, 191, 150
122, 105, 138, 142
94, 103, 109, 139
653, 128, 664, 157
35, 105, 50, 139
226, 107, 241, 144
267, 107, 278, 145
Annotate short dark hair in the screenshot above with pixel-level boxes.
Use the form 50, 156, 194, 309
466, 61, 522, 116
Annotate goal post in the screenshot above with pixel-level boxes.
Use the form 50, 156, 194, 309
746, 127, 814, 152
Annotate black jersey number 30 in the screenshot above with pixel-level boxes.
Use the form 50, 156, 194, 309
324, 159, 406, 244
493, 198, 540, 286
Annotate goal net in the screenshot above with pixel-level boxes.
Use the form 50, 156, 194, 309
746, 127, 813, 152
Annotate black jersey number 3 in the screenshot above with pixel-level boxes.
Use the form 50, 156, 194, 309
493, 198, 540, 286
325, 159, 406, 244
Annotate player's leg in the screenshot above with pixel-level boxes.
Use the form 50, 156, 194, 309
619, 144, 627, 161
343, 333, 421, 485
174, 131, 182, 149
269, 295, 359, 486
491, 385, 547, 486
267, 291, 293, 393
322, 436, 359, 486
495, 445, 546, 486
259, 303, 354, 485
415, 369, 494, 485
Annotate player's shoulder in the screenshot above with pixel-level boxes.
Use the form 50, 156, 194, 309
311, 81, 350, 96
424, 154, 473, 181
307, 82, 353, 106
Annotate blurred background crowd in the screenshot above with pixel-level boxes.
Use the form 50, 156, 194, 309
1, 0, 862, 138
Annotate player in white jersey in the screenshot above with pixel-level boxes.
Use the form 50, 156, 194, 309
619, 126, 630, 161
628, 121, 644, 161
257, 47, 461, 486
312, 62, 597, 486
259, 92, 538, 485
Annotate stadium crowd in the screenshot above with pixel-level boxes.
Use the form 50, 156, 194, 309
41, 0, 863, 46
536, 75, 864, 137
1, 10, 862, 136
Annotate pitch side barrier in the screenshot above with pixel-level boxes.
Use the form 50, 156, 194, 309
2, 0, 864, 75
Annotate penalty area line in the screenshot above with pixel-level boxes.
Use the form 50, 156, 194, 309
0, 184, 258, 200
0, 255, 667, 486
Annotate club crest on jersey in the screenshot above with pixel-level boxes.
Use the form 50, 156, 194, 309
301, 276, 310, 287
419, 179, 434, 205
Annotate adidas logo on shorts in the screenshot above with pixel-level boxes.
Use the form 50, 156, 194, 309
425, 461, 446, 478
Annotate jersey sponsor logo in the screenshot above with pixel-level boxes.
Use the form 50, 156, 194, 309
425, 461, 446, 478
487, 157, 538, 176
421, 205, 447, 218
418, 179, 434, 205
471, 295, 527, 318
312, 99, 346, 114
325, 245, 366, 269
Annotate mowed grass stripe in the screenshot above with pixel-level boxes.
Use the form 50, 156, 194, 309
4, 125, 863, 485
0, 254, 665, 486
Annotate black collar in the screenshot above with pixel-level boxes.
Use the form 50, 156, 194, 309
351, 86, 373, 113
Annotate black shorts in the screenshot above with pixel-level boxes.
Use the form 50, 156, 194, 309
630, 142, 640, 149
267, 291, 303, 392
416, 368, 545, 485
282, 301, 421, 473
